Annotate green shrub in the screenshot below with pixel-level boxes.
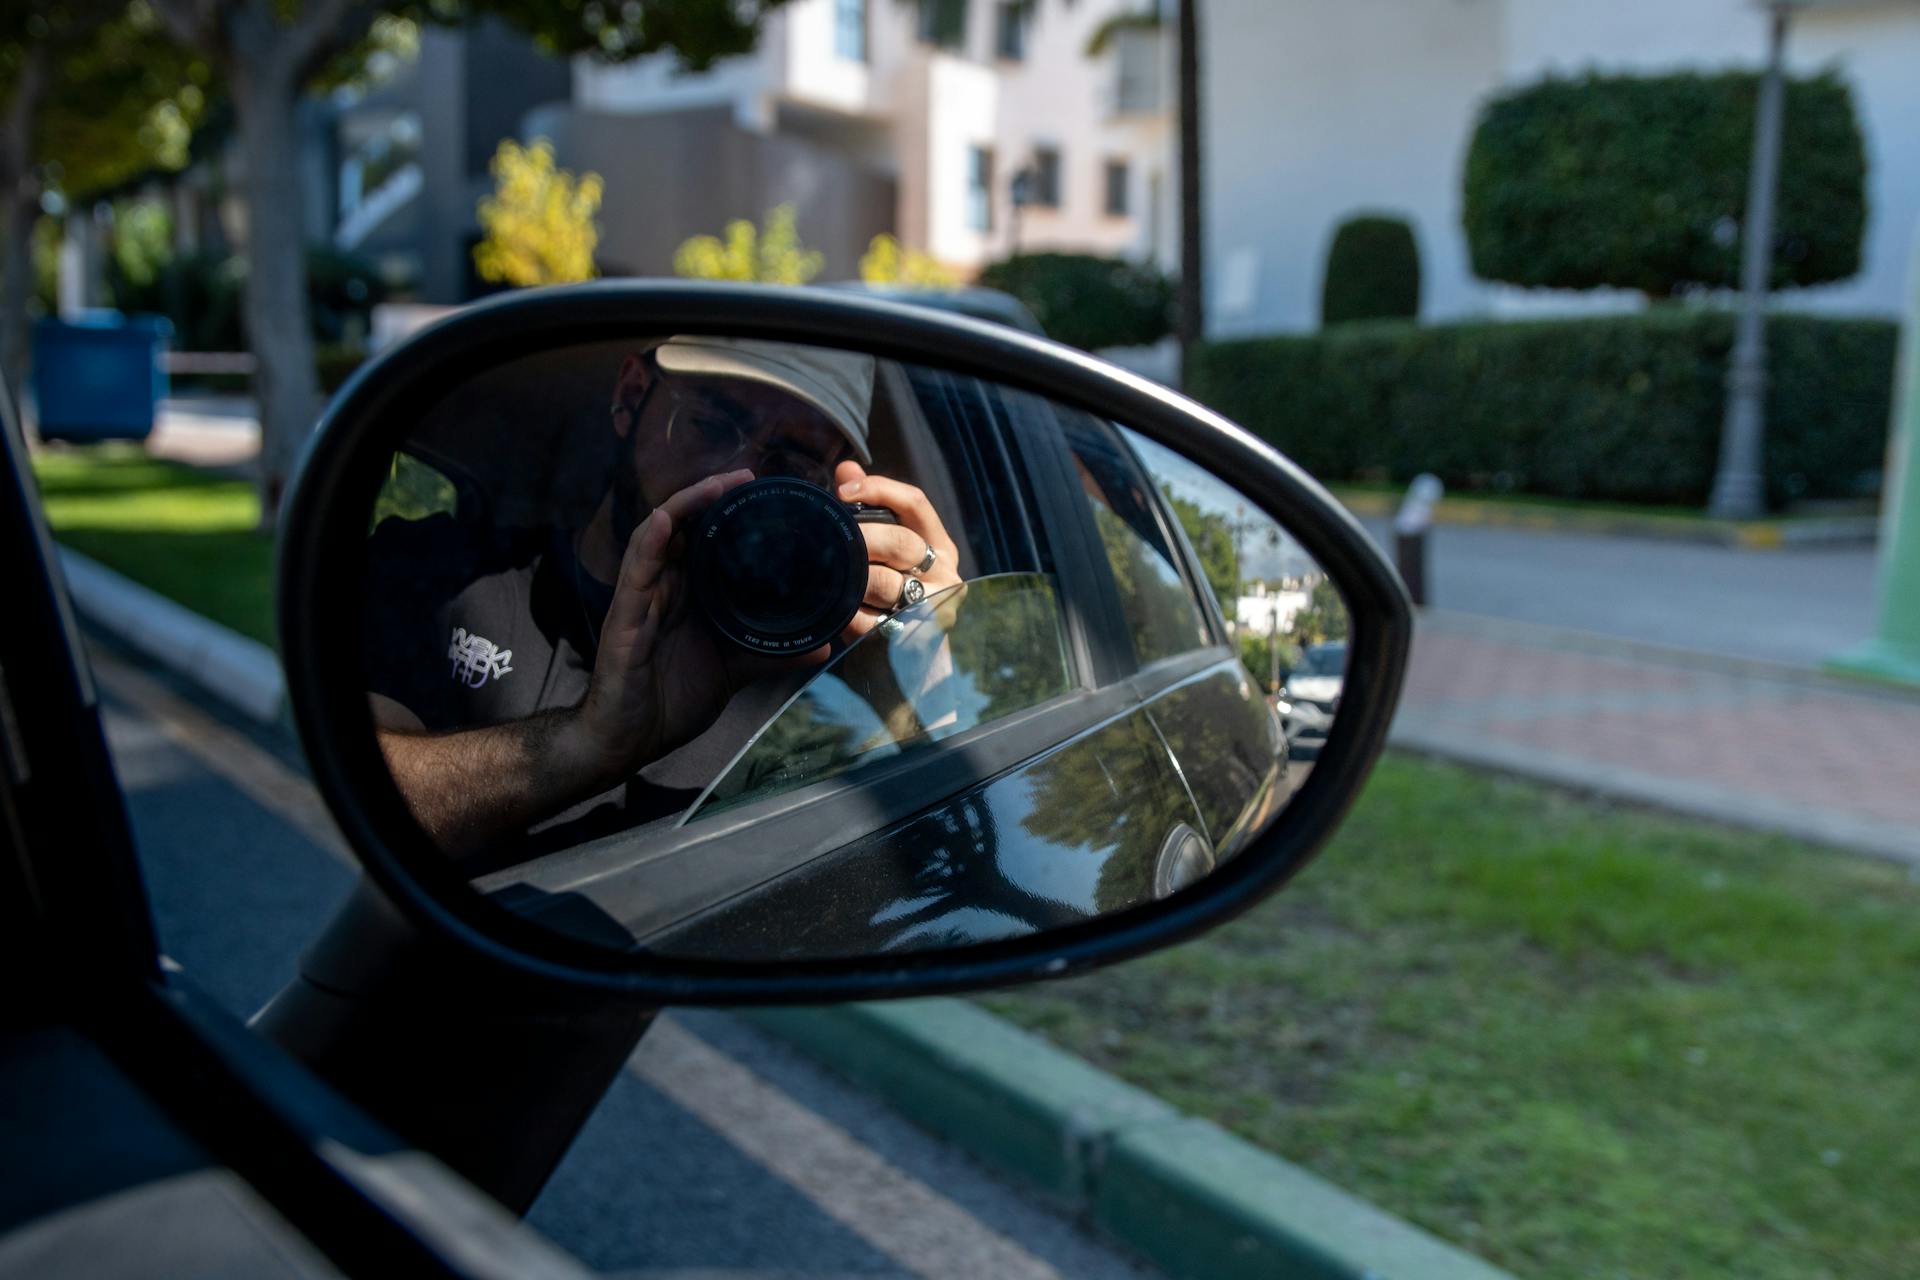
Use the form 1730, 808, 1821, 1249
977, 252, 1173, 350
1321, 214, 1420, 326
1188, 310, 1894, 510
1464, 70, 1866, 297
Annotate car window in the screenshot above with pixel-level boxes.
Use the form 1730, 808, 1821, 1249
1059, 415, 1211, 666
687, 572, 1073, 820
371, 453, 458, 529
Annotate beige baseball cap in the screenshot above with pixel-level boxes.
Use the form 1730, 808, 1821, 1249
653, 336, 877, 465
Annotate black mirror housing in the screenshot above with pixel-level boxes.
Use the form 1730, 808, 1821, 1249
279, 281, 1411, 1005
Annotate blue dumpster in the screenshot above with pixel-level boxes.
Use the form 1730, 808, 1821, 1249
32, 311, 173, 442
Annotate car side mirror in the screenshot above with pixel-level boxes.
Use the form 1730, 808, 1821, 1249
279, 283, 1410, 1003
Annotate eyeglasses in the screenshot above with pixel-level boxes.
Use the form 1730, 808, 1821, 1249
653, 380, 848, 487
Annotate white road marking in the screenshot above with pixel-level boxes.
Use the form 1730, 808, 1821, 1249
633, 1019, 1061, 1280
95, 642, 1065, 1280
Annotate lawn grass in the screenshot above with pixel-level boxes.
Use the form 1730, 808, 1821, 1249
982, 755, 1920, 1280
1331, 480, 1723, 523
1329, 481, 1874, 529
29, 445, 276, 646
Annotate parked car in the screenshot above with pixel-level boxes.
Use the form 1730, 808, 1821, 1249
0, 285, 1409, 1273
1280, 640, 1347, 751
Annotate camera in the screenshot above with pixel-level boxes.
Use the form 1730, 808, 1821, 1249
690, 477, 896, 656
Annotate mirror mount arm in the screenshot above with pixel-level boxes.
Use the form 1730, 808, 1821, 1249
253, 877, 654, 1214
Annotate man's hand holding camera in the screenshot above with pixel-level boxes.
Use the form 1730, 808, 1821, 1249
836, 460, 964, 639
371, 336, 969, 859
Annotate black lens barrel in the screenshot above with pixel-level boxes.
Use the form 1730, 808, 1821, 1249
691, 477, 870, 655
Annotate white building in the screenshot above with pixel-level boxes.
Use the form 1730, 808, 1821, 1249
1233, 583, 1309, 638
547, 0, 1175, 279
1203, 0, 1920, 337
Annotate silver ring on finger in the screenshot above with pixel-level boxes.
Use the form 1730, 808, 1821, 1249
894, 574, 926, 613
910, 543, 938, 576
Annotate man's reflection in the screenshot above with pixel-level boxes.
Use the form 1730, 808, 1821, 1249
364, 337, 962, 859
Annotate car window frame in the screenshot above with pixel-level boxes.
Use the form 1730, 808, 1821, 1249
1114, 426, 1238, 654
1037, 405, 1230, 690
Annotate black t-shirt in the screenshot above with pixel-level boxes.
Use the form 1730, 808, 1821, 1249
362, 512, 801, 852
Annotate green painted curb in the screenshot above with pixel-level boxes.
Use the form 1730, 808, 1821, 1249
744, 999, 1176, 1203
1098, 1118, 1511, 1280
743, 1000, 1515, 1280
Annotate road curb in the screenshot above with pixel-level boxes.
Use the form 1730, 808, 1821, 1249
743, 1000, 1514, 1280
57, 547, 285, 724
1335, 489, 1879, 549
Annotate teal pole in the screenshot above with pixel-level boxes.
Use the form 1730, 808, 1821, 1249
1831, 219, 1920, 686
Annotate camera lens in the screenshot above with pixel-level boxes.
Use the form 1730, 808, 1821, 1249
692, 478, 866, 655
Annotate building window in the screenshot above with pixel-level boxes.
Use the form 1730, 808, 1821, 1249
995, 2, 1026, 60
1030, 146, 1061, 209
968, 146, 995, 232
918, 0, 969, 50
1104, 158, 1130, 217
835, 0, 867, 61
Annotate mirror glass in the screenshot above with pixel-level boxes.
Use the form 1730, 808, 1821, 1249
357, 336, 1349, 959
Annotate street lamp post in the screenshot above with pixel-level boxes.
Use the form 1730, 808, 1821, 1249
1010, 168, 1034, 255
1709, 2, 1793, 520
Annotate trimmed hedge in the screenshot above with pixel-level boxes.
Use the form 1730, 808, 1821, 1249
1189, 311, 1895, 509
1464, 71, 1867, 297
1321, 214, 1420, 326
977, 252, 1174, 350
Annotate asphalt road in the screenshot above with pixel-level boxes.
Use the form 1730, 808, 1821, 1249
92, 638, 1161, 1280
1361, 518, 1879, 667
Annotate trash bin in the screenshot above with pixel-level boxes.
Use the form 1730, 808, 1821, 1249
31, 311, 173, 443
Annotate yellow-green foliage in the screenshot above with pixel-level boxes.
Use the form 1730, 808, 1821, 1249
673, 204, 823, 284
858, 234, 959, 288
473, 139, 603, 288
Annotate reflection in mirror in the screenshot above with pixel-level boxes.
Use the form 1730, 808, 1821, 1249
1120, 428, 1349, 785
356, 336, 1350, 961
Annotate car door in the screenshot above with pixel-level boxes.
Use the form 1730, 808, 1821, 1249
477, 365, 1215, 959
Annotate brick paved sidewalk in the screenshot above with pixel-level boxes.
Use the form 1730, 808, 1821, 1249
1390, 610, 1920, 865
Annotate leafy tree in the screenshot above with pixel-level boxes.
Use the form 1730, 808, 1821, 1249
1238, 630, 1296, 693
1163, 488, 1236, 608
673, 203, 823, 284
1, 1, 208, 389
858, 232, 958, 288
472, 138, 603, 287
1463, 70, 1866, 298
145, 0, 792, 525
1287, 578, 1348, 647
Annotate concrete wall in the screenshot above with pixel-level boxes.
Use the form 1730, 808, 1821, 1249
1202, 0, 1505, 337
1203, 0, 1920, 337
559, 106, 895, 279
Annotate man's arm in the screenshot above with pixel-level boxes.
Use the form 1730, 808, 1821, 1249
373, 696, 624, 860
368, 470, 758, 858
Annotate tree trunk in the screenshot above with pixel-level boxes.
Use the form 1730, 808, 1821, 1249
231, 59, 322, 531
1175, 0, 1203, 389
0, 47, 48, 401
